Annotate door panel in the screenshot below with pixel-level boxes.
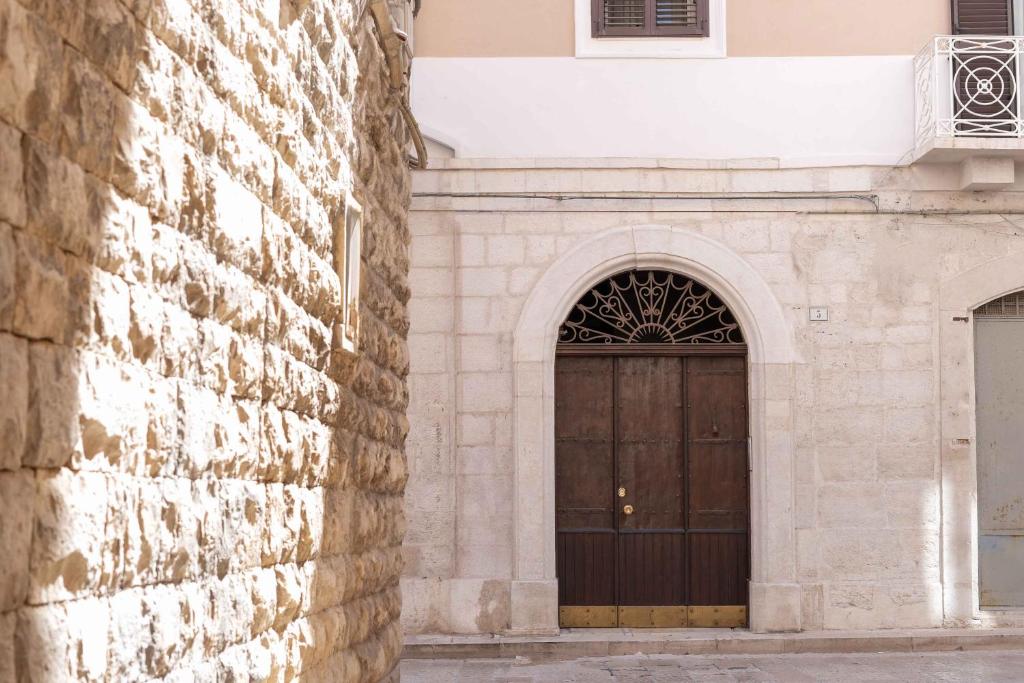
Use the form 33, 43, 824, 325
616, 357, 687, 607
556, 352, 749, 627
557, 532, 616, 607
555, 356, 615, 531
976, 319, 1024, 607
687, 443, 748, 530
617, 532, 686, 606
688, 532, 748, 606
687, 357, 749, 532
616, 357, 685, 531
556, 357, 615, 608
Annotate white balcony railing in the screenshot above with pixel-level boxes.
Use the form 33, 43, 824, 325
915, 36, 1024, 149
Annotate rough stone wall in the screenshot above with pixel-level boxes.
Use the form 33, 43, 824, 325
402, 160, 1024, 634
0, 0, 411, 679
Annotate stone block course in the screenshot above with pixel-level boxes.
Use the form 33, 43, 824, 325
877, 442, 936, 481
0, 0, 412, 677
23, 341, 80, 469
0, 612, 12, 683
0, 0, 65, 144
0, 125, 25, 229
11, 231, 70, 342
17, 598, 110, 681
0, 471, 32, 611
0, 223, 15, 330
0, 334, 28, 470
59, 50, 119, 180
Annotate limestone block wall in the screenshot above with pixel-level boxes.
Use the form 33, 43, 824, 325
0, 0, 411, 679
402, 159, 1024, 634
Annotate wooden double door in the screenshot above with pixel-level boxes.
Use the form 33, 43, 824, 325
555, 352, 750, 628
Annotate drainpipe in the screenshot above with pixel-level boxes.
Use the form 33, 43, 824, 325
367, 0, 429, 168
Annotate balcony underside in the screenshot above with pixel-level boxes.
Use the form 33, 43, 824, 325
913, 36, 1024, 188
914, 136, 1024, 164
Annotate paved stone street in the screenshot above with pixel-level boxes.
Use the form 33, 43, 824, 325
402, 651, 1024, 682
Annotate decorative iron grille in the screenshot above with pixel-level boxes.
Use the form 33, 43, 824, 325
976, 291, 1024, 318
559, 270, 744, 344
916, 36, 1024, 143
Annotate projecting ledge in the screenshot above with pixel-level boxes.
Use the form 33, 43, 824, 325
911, 139, 1023, 190
913, 136, 1024, 164
959, 156, 1016, 190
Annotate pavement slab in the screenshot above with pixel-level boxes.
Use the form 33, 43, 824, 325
401, 651, 1024, 682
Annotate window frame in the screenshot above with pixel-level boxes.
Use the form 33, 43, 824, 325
575, 0, 725, 60
333, 192, 363, 356
592, 0, 710, 39
952, 0, 1013, 34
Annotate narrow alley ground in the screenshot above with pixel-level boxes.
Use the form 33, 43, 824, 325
402, 651, 1024, 681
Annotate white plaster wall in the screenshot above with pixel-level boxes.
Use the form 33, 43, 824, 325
411, 57, 916, 165
401, 162, 1024, 635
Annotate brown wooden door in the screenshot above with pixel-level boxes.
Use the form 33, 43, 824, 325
556, 354, 749, 628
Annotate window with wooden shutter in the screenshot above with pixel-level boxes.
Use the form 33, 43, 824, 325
952, 0, 1013, 34
332, 193, 362, 356
949, 0, 1018, 135
592, 0, 709, 38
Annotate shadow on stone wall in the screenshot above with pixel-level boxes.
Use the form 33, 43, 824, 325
1, 0, 410, 679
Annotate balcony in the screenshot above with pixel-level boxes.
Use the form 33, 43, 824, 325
914, 36, 1024, 188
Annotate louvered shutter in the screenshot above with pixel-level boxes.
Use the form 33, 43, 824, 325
655, 0, 700, 30
952, 0, 1013, 34
598, 0, 646, 35
592, 0, 709, 37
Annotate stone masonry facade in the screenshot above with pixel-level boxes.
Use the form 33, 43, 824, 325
402, 160, 1024, 634
0, 0, 412, 680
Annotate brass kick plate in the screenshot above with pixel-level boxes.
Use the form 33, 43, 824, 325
618, 606, 687, 628
559, 606, 618, 628
688, 605, 748, 628
559, 606, 747, 628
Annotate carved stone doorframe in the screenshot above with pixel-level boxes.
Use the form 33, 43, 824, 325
510, 225, 801, 634
939, 252, 1024, 627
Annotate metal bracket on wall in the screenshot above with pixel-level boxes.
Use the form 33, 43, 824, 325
366, 0, 429, 168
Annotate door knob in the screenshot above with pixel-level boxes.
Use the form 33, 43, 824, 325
623, 504, 634, 515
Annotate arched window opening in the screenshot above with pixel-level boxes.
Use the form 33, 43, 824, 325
558, 269, 744, 346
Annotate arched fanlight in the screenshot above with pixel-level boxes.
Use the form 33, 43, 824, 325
559, 269, 744, 345
975, 291, 1024, 319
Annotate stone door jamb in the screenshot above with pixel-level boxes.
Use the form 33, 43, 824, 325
509, 225, 801, 634
939, 254, 1024, 627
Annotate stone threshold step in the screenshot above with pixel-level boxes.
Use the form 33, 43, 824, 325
404, 628, 1024, 660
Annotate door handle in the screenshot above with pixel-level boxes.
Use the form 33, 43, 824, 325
623, 504, 634, 515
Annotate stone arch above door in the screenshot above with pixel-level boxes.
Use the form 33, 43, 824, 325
509, 225, 801, 634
